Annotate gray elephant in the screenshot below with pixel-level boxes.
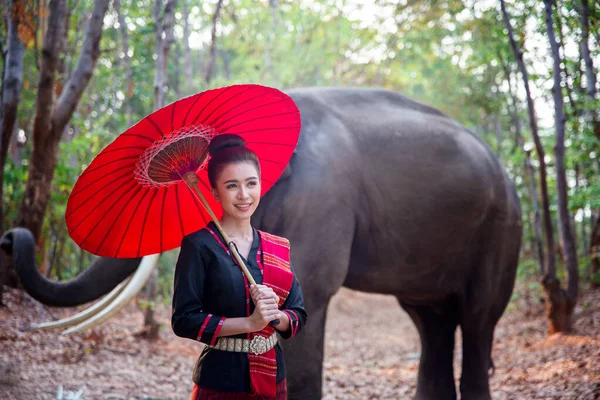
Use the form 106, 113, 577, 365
1, 87, 522, 400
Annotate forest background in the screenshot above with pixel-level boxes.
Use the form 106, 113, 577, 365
1, 0, 599, 355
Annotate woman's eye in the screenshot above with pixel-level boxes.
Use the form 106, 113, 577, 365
226, 184, 237, 189
248, 181, 257, 187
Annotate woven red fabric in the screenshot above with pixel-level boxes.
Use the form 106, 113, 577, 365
191, 379, 287, 400
247, 231, 293, 398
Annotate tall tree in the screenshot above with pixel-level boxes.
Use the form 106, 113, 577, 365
264, 0, 278, 83
591, 216, 600, 285
0, 0, 25, 234
501, 0, 569, 333
114, 0, 134, 127
182, 0, 193, 95
577, 0, 600, 285
153, 0, 176, 110
17, 0, 111, 241
500, 53, 545, 274
579, 0, 598, 114
205, 0, 223, 84
143, 0, 177, 340
543, 0, 579, 333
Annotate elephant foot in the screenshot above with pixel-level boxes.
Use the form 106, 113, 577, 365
459, 389, 492, 400
415, 388, 457, 400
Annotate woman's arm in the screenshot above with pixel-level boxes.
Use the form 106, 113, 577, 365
171, 236, 228, 345
277, 270, 307, 339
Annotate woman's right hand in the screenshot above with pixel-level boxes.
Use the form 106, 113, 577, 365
248, 297, 280, 332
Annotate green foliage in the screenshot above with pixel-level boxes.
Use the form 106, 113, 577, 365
2, 0, 599, 300
2, 159, 28, 229
517, 258, 539, 280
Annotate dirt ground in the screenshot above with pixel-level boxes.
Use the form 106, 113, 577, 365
0, 285, 599, 400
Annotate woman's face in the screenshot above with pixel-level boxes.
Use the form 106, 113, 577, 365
212, 161, 261, 221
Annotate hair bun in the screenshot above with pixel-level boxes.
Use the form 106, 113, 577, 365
208, 134, 246, 156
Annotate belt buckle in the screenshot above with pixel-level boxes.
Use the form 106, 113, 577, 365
249, 335, 268, 355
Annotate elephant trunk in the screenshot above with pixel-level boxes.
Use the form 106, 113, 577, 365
0, 228, 141, 307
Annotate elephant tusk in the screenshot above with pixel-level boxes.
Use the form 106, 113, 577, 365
27, 275, 133, 330
61, 254, 160, 335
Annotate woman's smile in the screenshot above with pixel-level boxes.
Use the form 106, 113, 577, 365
212, 161, 261, 221
235, 203, 253, 212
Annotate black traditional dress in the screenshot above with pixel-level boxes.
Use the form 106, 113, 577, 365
171, 221, 307, 399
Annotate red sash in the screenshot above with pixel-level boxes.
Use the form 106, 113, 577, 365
207, 228, 294, 398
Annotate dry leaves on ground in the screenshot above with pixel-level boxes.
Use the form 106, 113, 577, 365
1, 286, 599, 399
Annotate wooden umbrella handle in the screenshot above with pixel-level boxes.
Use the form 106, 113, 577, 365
183, 172, 280, 326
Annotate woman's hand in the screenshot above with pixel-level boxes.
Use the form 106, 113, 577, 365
250, 284, 279, 304
248, 297, 282, 331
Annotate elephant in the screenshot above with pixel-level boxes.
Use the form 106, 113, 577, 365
0, 87, 522, 400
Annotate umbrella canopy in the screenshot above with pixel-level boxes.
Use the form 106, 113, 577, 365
66, 84, 301, 258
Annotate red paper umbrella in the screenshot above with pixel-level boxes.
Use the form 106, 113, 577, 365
66, 85, 300, 273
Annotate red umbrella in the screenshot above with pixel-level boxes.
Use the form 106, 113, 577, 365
66, 84, 300, 284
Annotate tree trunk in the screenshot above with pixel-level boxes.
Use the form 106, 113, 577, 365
553, 0, 577, 116
143, 0, 177, 340
153, 0, 176, 110
591, 214, 600, 287
582, 213, 589, 279
543, 0, 578, 333
55, 0, 71, 97
205, 0, 223, 84
501, 0, 556, 279
221, 49, 231, 80
525, 152, 545, 275
500, 52, 545, 274
18, 0, 110, 241
575, 165, 589, 267
0, 0, 26, 235
16, 0, 67, 241
578, 0, 599, 140
142, 267, 160, 339
182, 0, 193, 94
264, 0, 278, 82
8, 121, 21, 167
579, 0, 597, 100
173, 43, 181, 98
114, 0, 134, 127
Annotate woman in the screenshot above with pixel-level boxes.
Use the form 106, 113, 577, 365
171, 134, 307, 400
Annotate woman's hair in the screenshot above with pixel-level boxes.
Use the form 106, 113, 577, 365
207, 134, 260, 188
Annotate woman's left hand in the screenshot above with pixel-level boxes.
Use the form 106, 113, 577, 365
250, 284, 280, 305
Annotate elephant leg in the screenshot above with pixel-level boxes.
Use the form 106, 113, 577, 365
460, 211, 521, 400
400, 298, 458, 400
459, 326, 494, 400
278, 216, 355, 398
282, 295, 330, 400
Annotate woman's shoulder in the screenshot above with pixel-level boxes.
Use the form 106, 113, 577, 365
256, 229, 291, 249
181, 227, 216, 247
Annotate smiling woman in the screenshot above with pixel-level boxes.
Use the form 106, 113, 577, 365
171, 134, 307, 400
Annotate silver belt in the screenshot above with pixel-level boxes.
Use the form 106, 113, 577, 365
208, 333, 278, 355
